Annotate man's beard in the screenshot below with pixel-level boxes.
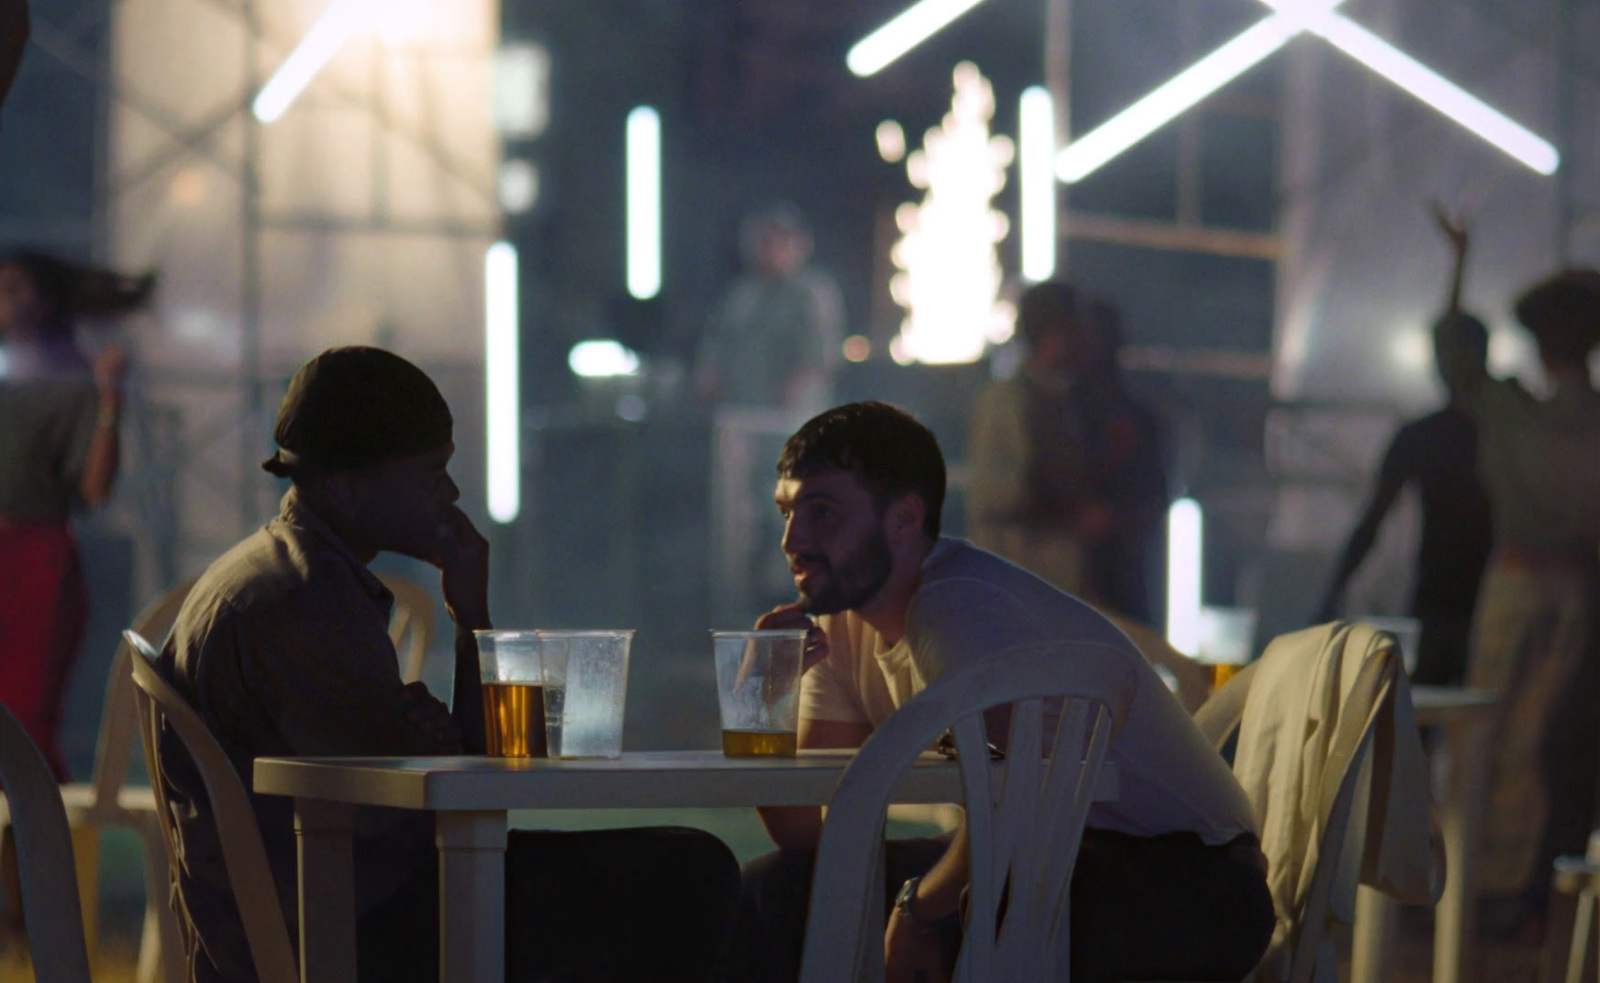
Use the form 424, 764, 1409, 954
794, 527, 893, 616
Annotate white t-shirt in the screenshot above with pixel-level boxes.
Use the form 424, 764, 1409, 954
801, 537, 1258, 845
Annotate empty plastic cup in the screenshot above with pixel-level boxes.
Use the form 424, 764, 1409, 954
536, 630, 633, 758
712, 630, 807, 757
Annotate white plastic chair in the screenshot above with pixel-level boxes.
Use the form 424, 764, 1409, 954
377, 573, 436, 685
798, 641, 1138, 983
1190, 624, 1422, 983
0, 578, 195, 983
0, 701, 93, 983
125, 630, 300, 983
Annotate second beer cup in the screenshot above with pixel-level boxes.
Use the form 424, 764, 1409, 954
474, 630, 547, 758
712, 629, 807, 757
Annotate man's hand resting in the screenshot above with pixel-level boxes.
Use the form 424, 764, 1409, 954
400, 681, 462, 751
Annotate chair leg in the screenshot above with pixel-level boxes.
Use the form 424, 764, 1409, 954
1566, 890, 1596, 983
69, 826, 99, 964
133, 817, 185, 983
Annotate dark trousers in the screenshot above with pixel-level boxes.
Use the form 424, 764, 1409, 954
727, 829, 1276, 983
359, 827, 741, 983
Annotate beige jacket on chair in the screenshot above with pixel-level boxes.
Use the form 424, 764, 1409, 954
1197, 622, 1440, 982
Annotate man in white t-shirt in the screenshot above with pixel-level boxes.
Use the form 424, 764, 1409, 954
725, 401, 1273, 983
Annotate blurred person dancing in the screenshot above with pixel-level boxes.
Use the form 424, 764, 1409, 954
1317, 208, 1493, 685
0, 250, 150, 777
1458, 267, 1600, 935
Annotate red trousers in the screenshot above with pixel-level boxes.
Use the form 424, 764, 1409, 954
0, 522, 86, 780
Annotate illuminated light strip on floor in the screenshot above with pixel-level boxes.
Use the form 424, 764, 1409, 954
847, 0, 989, 77
1057, 0, 1557, 183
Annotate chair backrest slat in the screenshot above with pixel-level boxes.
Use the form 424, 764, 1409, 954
125, 629, 301, 983
0, 703, 93, 983
377, 574, 435, 685
799, 641, 1137, 983
88, 578, 198, 812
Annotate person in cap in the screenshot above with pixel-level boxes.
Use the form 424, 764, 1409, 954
1452, 269, 1600, 935
157, 347, 739, 983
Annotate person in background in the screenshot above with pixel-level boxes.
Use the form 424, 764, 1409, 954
966, 280, 1098, 601
157, 347, 740, 983
1317, 208, 1494, 685
1073, 296, 1168, 625
0, 250, 151, 777
731, 401, 1273, 983
1456, 267, 1600, 937
695, 202, 844, 415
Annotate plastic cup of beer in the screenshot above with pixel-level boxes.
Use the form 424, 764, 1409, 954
712, 629, 807, 758
536, 630, 633, 759
1197, 607, 1256, 692
474, 630, 548, 758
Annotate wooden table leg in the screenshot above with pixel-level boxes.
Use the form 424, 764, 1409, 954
437, 811, 507, 983
1435, 716, 1491, 983
295, 798, 358, 983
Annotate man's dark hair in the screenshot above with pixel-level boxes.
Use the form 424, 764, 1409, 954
1016, 280, 1079, 350
777, 401, 945, 538
1514, 269, 1600, 366
1431, 310, 1489, 354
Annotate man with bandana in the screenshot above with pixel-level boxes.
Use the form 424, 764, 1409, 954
156, 347, 739, 983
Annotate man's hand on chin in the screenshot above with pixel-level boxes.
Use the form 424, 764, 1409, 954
433, 506, 491, 630
884, 908, 947, 983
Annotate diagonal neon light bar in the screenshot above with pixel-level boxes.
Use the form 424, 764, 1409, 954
1057, 0, 1558, 183
848, 0, 990, 77
253, 0, 378, 122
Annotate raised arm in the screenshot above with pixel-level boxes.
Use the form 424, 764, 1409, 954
1431, 201, 1470, 314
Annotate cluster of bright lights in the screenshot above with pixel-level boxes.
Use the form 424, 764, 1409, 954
484, 243, 520, 524
568, 340, 641, 378
847, 0, 990, 77
626, 107, 662, 300
1055, 0, 1557, 183
493, 43, 551, 138
1018, 86, 1056, 283
1166, 498, 1204, 656
889, 63, 1014, 365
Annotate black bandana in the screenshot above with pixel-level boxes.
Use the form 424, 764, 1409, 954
262, 347, 453, 477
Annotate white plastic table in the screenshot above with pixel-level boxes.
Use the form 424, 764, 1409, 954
1351, 685, 1498, 983
254, 749, 1119, 983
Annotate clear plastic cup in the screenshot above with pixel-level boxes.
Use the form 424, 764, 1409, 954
536, 630, 633, 759
474, 630, 547, 758
712, 630, 807, 757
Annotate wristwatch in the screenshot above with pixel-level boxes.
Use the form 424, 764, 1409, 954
894, 876, 939, 932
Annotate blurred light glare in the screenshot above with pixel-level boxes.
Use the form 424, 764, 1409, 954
1167, 498, 1204, 656
253, 0, 377, 123
485, 242, 520, 524
1019, 86, 1055, 283
626, 106, 661, 300
568, 340, 640, 378
378, 0, 430, 43
1390, 328, 1431, 372
842, 335, 872, 362
876, 120, 907, 163
494, 44, 551, 138
847, 0, 989, 76
498, 159, 540, 213
616, 395, 647, 422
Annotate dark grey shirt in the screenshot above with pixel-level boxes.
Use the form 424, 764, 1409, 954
157, 490, 454, 982
0, 362, 99, 520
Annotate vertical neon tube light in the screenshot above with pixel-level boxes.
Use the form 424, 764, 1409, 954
485, 242, 520, 524
1019, 86, 1056, 283
1166, 498, 1203, 655
626, 106, 662, 300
